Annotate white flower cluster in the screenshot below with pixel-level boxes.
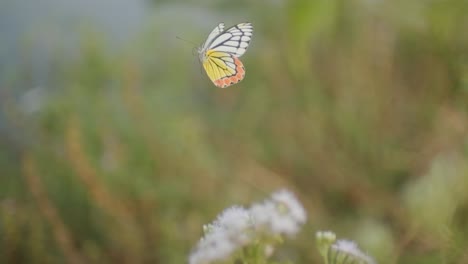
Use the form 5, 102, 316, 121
316, 230, 376, 264
250, 189, 307, 236
329, 240, 376, 264
189, 189, 307, 264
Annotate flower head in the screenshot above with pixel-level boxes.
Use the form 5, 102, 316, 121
189, 190, 307, 264
316, 231, 376, 264
189, 227, 236, 264
189, 206, 253, 264
329, 239, 375, 264
271, 189, 307, 224
316, 230, 337, 259
250, 189, 307, 237
214, 206, 252, 232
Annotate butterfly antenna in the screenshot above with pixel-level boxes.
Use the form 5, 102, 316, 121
176, 36, 197, 47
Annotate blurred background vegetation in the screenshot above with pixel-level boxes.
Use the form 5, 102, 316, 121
1, 0, 468, 263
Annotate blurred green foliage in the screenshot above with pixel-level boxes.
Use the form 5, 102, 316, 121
1, 0, 468, 263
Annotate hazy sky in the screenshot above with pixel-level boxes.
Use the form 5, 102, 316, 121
0, 0, 148, 83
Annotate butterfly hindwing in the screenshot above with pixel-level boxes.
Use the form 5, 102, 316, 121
199, 22, 252, 88
203, 55, 245, 88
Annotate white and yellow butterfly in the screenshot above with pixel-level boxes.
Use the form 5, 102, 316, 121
198, 22, 253, 88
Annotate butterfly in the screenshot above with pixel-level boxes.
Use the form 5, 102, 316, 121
197, 22, 253, 88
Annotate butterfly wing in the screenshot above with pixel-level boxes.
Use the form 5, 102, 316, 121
201, 23, 253, 88
208, 23, 253, 57
202, 52, 245, 88
201, 23, 225, 51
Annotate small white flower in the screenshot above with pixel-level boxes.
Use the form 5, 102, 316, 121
269, 207, 303, 235
316, 230, 337, 260
329, 239, 376, 264
271, 189, 307, 224
214, 206, 253, 245
250, 189, 307, 237
189, 206, 254, 264
189, 228, 236, 264
316, 230, 337, 243
249, 200, 272, 223
214, 206, 252, 232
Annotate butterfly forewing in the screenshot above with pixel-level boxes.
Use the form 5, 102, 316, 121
201, 23, 225, 50
208, 23, 253, 57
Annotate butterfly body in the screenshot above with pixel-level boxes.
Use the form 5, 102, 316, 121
198, 22, 253, 88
